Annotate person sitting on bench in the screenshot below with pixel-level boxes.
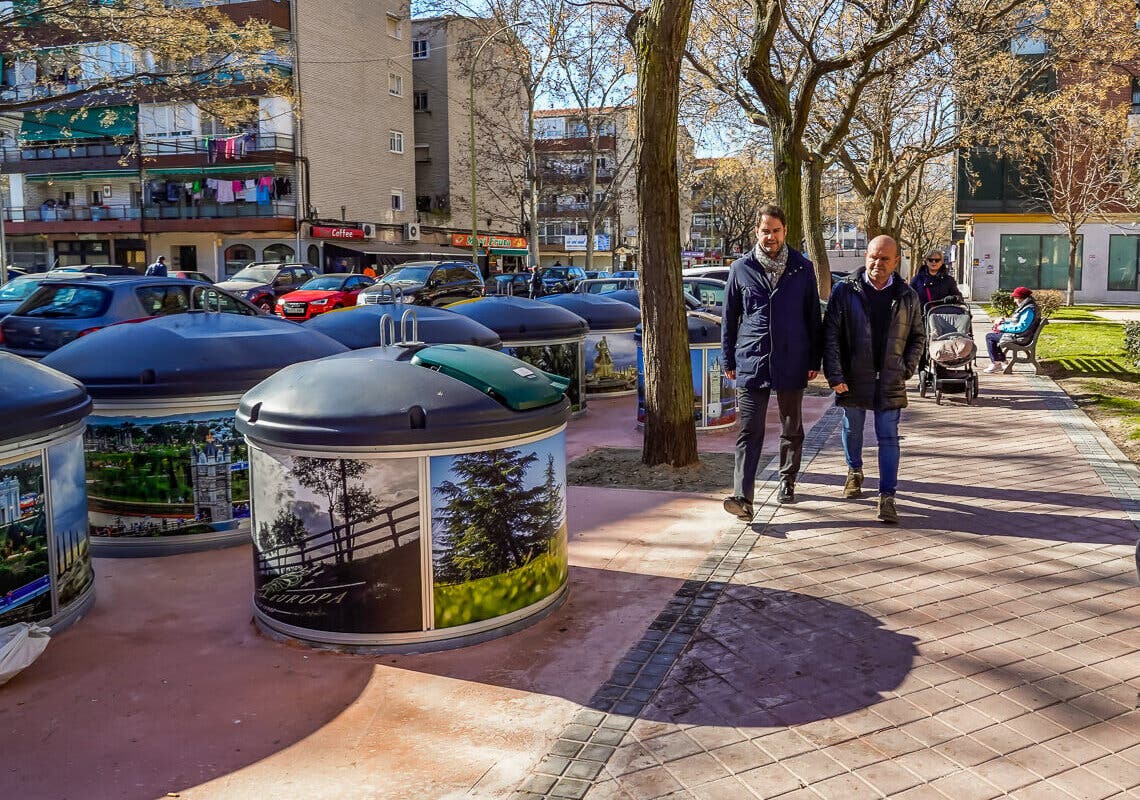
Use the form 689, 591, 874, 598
984, 286, 1038, 374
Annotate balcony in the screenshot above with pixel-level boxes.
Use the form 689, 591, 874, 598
538, 200, 612, 215
538, 164, 615, 184
4, 201, 296, 234
141, 132, 294, 157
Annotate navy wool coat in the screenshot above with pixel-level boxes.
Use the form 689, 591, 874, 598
721, 248, 823, 391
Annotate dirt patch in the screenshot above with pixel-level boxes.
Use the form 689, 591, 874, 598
568, 447, 735, 494
1055, 375, 1140, 465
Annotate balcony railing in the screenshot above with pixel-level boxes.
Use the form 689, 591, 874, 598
1, 139, 132, 163
140, 132, 294, 156
539, 165, 615, 180
5, 201, 295, 223
538, 200, 613, 214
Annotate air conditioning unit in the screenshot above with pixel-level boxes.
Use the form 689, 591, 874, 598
403, 222, 422, 242
360, 223, 376, 239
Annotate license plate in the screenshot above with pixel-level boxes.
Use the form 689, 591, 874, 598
284, 303, 305, 312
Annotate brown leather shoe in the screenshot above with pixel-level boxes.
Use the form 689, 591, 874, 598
723, 495, 754, 521
877, 495, 899, 524
843, 469, 864, 499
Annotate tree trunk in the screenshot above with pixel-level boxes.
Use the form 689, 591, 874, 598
770, 119, 804, 249
1067, 228, 1079, 306
627, 1, 698, 468
526, 103, 541, 269
801, 159, 832, 299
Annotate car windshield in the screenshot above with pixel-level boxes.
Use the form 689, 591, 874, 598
300, 276, 347, 291
613, 271, 637, 278
16, 285, 111, 318
542, 268, 572, 279
0, 277, 43, 301
229, 267, 279, 283
381, 266, 433, 283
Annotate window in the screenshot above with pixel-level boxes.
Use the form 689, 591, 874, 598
413, 90, 429, 111
263, 243, 294, 263
999, 234, 1082, 291
389, 130, 404, 153
412, 39, 429, 59
414, 144, 430, 162
1132, 78, 1140, 116
135, 285, 190, 316
79, 42, 136, 81
391, 190, 404, 211
307, 244, 321, 268
1108, 236, 1140, 291
389, 72, 403, 96
224, 244, 255, 277
416, 195, 431, 212
387, 14, 402, 39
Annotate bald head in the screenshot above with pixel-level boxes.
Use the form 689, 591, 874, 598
865, 235, 899, 289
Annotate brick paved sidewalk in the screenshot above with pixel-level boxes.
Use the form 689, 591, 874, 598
517, 371, 1139, 800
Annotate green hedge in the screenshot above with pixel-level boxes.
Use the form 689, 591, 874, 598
1124, 321, 1140, 366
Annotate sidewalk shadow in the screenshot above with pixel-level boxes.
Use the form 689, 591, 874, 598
637, 586, 918, 727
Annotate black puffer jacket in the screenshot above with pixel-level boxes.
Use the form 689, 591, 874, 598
910, 266, 960, 306
823, 269, 925, 410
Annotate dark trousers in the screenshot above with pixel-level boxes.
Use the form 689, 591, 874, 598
985, 331, 1006, 362
733, 387, 804, 501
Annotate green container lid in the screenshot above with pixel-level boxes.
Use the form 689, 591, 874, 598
412, 344, 570, 411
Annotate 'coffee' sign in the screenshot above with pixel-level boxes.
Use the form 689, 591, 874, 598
311, 225, 365, 239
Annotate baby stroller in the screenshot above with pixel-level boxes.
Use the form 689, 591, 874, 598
917, 297, 979, 405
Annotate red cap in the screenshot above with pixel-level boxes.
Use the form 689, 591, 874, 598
1011, 287, 1032, 299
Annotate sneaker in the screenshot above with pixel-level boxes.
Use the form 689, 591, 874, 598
723, 495, 754, 521
843, 469, 864, 499
983, 362, 1003, 374
777, 479, 796, 504
877, 495, 899, 524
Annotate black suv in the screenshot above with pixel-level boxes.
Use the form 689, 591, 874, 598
357, 261, 483, 306
538, 266, 587, 294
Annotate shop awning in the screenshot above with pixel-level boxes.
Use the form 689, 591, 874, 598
491, 247, 529, 256
20, 105, 137, 141
144, 164, 277, 177
25, 169, 136, 182
325, 239, 477, 268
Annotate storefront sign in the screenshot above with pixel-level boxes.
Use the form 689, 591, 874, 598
311, 226, 365, 239
451, 233, 528, 250
565, 234, 611, 251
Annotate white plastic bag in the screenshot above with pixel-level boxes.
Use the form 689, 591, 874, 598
0, 622, 51, 687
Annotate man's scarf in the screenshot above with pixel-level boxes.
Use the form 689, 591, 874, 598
755, 243, 789, 287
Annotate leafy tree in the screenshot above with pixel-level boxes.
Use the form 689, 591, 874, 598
692, 154, 776, 256
434, 448, 555, 582
539, 453, 564, 542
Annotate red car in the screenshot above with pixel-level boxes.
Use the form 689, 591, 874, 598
275, 273, 375, 321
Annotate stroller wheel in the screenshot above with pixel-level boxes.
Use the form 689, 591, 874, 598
935, 389, 943, 405
920, 376, 928, 398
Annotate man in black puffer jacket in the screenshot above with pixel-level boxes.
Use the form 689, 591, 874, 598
823, 236, 925, 524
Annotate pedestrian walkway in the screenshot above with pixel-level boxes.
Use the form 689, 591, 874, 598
2, 369, 1137, 799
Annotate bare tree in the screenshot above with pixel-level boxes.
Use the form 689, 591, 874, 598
691, 153, 775, 257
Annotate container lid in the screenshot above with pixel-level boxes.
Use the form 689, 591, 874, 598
0, 352, 91, 441
412, 344, 570, 411
541, 293, 640, 331
447, 295, 587, 341
635, 311, 722, 345
41, 312, 350, 399
236, 349, 569, 448
304, 304, 502, 350
606, 290, 702, 313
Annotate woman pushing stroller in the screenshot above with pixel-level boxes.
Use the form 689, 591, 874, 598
910, 250, 961, 304
985, 286, 1038, 374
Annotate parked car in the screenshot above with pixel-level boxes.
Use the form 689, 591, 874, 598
2, 267, 28, 281
0, 276, 261, 357
216, 263, 320, 312
276, 273, 375, 320
487, 272, 533, 296
538, 266, 588, 294
682, 265, 730, 282
683, 277, 726, 311
51, 264, 139, 276
584, 270, 611, 279
357, 261, 483, 307
575, 278, 637, 294
611, 270, 639, 280
0, 273, 61, 319
172, 270, 214, 283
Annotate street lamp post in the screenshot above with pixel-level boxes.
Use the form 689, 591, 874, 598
469, 21, 527, 272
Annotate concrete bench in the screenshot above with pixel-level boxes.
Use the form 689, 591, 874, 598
1001, 318, 1048, 375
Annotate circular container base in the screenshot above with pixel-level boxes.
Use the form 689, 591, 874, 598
254, 583, 569, 655
585, 389, 637, 399
43, 583, 96, 635
91, 524, 249, 558
635, 421, 738, 433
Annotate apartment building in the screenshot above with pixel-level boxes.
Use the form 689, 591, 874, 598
533, 106, 694, 271
0, 0, 420, 278
956, 17, 1140, 303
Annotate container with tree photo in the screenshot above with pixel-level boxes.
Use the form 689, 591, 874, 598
48, 435, 94, 610
0, 454, 50, 626
430, 431, 567, 629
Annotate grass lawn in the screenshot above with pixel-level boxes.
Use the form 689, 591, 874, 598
1037, 321, 1135, 375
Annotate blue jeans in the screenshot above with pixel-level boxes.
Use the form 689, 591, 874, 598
841, 407, 901, 496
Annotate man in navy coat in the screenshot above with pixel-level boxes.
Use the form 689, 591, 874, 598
721, 205, 823, 521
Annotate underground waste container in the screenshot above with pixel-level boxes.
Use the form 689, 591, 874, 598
40, 312, 349, 556
303, 304, 501, 352
447, 296, 589, 414
0, 353, 95, 630
637, 311, 737, 431
542, 293, 641, 398
236, 344, 571, 651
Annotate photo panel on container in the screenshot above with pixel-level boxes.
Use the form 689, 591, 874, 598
506, 344, 581, 412
48, 435, 94, 609
704, 346, 736, 427
84, 411, 252, 539
429, 430, 567, 630
0, 453, 51, 626
690, 348, 705, 425
636, 345, 646, 423
584, 333, 638, 395
249, 446, 422, 634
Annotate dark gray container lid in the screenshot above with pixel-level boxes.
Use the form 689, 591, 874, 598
237, 353, 569, 448
541, 293, 640, 331
448, 296, 587, 342
635, 312, 722, 345
0, 352, 91, 441
303, 304, 502, 350
41, 312, 350, 399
